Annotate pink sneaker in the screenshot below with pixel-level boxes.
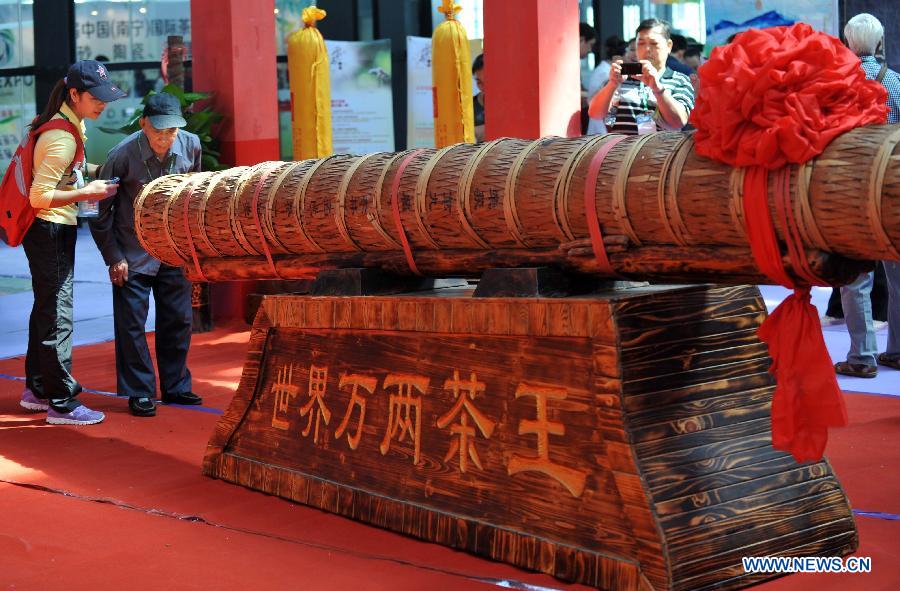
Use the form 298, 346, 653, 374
46, 405, 105, 425
20, 388, 49, 412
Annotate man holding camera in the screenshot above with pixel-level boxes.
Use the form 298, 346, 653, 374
90, 92, 203, 417
588, 18, 694, 135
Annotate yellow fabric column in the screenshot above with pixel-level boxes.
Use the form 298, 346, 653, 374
287, 7, 333, 159
432, 0, 475, 147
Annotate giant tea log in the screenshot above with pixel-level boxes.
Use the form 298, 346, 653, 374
134, 127, 900, 283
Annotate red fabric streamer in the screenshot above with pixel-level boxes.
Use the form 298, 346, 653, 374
691, 23, 887, 462
742, 166, 847, 462
773, 168, 826, 286
758, 290, 848, 462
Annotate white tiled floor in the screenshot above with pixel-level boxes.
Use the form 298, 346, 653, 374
0, 224, 155, 360
758, 285, 898, 397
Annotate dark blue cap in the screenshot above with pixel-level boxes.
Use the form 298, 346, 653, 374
143, 92, 187, 129
65, 60, 127, 102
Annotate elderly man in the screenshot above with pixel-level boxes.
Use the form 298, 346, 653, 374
588, 18, 694, 135
90, 92, 204, 415
834, 13, 900, 378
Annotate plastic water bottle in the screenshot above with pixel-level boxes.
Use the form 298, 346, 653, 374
636, 112, 656, 135
604, 88, 620, 127
77, 199, 99, 217
77, 176, 117, 218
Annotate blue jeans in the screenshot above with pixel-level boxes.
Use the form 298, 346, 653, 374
885, 261, 900, 357
841, 262, 900, 365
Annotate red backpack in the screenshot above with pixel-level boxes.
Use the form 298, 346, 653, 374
0, 119, 85, 246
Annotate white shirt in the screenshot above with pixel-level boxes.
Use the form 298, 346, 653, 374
586, 60, 612, 135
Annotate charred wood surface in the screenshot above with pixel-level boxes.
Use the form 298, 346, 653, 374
203, 285, 857, 591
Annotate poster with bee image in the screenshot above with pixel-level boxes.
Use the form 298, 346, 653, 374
326, 38, 395, 155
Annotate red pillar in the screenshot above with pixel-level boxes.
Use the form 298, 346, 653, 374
483, 0, 582, 140
191, 0, 280, 164
191, 0, 280, 321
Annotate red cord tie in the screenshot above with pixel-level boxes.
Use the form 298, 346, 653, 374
583, 135, 628, 276
249, 167, 284, 280
391, 150, 425, 276
181, 177, 207, 282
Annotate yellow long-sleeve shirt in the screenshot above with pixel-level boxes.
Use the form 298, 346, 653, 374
29, 102, 88, 225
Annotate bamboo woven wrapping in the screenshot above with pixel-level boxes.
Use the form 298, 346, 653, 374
134, 128, 900, 284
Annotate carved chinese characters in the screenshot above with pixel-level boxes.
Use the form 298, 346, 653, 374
262, 357, 587, 497
437, 370, 495, 473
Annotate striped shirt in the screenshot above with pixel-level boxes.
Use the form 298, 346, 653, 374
861, 55, 900, 124
610, 67, 695, 135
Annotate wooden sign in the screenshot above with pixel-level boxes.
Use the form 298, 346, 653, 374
204, 285, 857, 591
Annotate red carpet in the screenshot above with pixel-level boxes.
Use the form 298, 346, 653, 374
0, 324, 897, 590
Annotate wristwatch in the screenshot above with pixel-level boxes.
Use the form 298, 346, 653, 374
653, 86, 669, 97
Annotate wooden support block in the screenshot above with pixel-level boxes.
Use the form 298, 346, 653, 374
310, 268, 435, 296
473, 267, 643, 298
474, 267, 584, 297
203, 284, 857, 591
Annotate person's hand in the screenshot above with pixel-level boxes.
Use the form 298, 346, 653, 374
689, 72, 700, 93
109, 259, 128, 287
636, 60, 662, 93
82, 179, 118, 201
161, 48, 169, 85
609, 60, 625, 87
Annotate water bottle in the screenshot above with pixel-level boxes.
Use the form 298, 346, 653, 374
77, 176, 117, 218
604, 88, 620, 127
635, 86, 657, 135
636, 112, 656, 135
77, 199, 99, 218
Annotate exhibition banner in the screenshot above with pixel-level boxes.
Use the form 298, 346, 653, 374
705, 0, 839, 51
407, 36, 434, 149
327, 38, 395, 155
0, 77, 35, 176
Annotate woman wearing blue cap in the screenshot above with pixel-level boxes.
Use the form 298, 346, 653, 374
18, 59, 126, 425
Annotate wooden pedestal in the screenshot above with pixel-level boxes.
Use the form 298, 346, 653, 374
203, 284, 857, 591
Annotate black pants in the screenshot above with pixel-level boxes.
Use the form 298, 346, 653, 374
22, 219, 82, 412
113, 265, 192, 399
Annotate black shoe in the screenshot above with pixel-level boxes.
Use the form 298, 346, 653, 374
834, 361, 878, 379
162, 392, 203, 405
129, 397, 157, 417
